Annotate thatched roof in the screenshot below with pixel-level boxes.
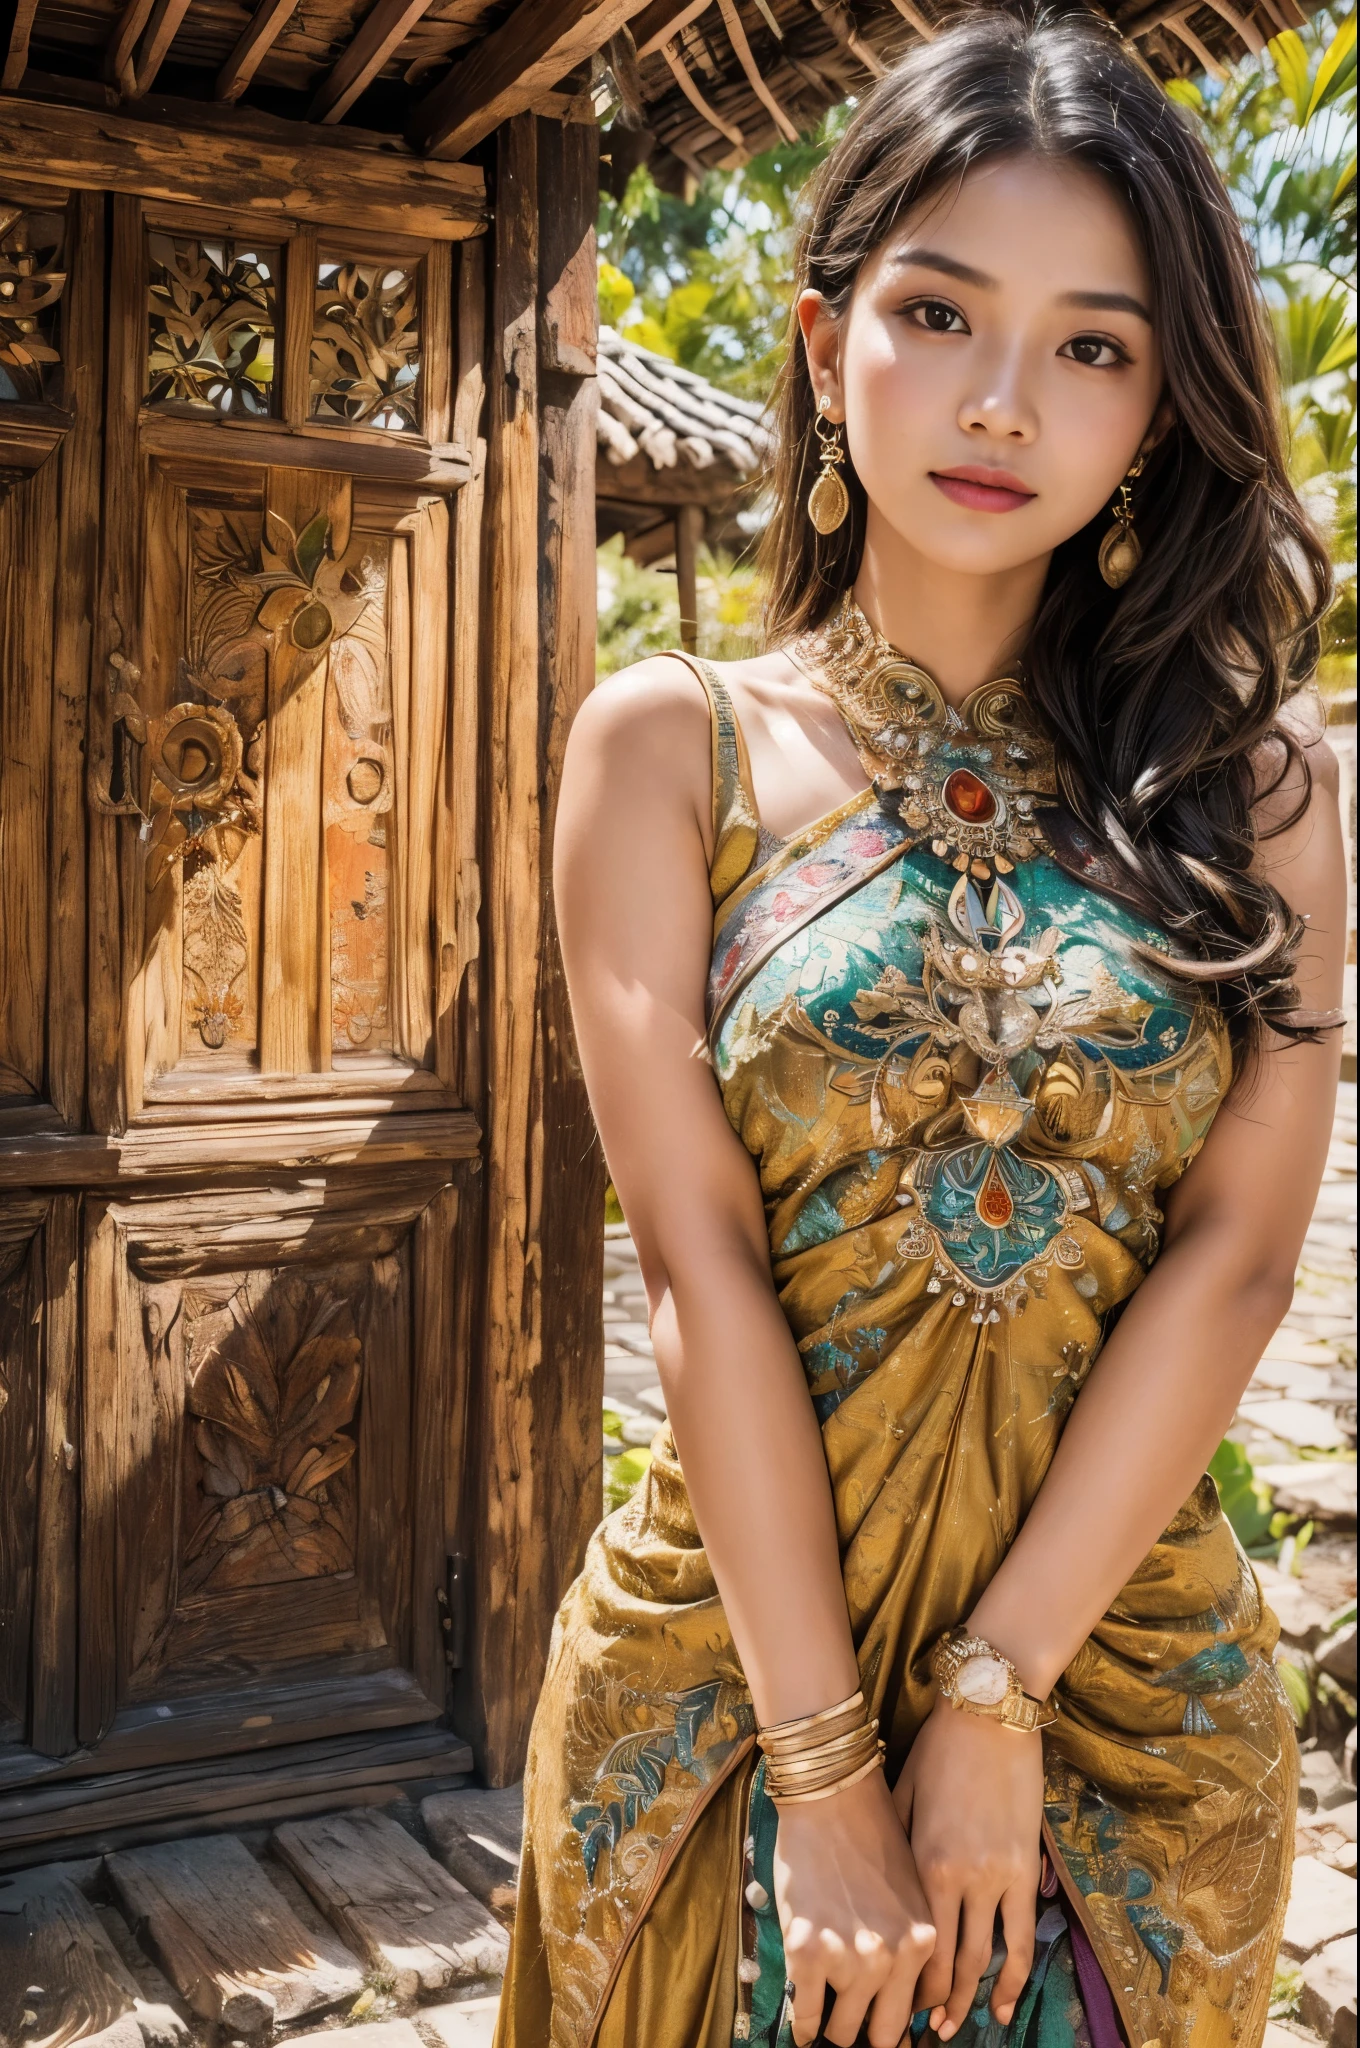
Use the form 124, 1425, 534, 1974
598, 324, 771, 478
609, 0, 1318, 192
2, 0, 1314, 165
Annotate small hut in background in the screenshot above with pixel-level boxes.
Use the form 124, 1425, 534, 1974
596, 324, 772, 648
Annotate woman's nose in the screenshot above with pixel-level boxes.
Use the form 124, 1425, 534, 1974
956, 354, 1038, 441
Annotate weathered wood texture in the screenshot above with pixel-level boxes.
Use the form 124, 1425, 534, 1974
0, 1867, 152, 2048
106, 1833, 364, 2030
0, 1724, 472, 1860
420, 1783, 523, 1921
531, 112, 606, 1692
48, 189, 103, 1131
460, 112, 602, 1784
412, 0, 644, 158
0, 1205, 46, 1749
0, 97, 487, 241
0, 454, 57, 1102
33, 1195, 81, 1757
272, 1807, 509, 1996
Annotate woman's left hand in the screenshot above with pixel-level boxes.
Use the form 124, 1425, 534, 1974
892, 1698, 1044, 2037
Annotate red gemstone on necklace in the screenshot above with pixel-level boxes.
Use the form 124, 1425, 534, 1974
942, 768, 998, 823
977, 1163, 1014, 1227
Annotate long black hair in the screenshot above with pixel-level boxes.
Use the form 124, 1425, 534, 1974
759, 3, 1333, 1056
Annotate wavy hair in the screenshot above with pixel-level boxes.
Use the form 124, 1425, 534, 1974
759, 3, 1333, 1055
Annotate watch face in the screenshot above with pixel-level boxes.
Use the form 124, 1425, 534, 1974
956, 1653, 1010, 1707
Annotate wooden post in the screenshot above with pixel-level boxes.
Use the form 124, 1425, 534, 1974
463, 106, 602, 1784
675, 501, 702, 655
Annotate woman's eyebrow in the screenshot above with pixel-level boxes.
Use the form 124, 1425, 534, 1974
888, 247, 994, 288
1059, 288, 1153, 322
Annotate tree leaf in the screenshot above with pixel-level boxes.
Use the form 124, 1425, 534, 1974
1306, 12, 1357, 120
1268, 30, 1313, 124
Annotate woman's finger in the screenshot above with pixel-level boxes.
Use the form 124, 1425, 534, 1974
822, 1929, 893, 2047
864, 1919, 938, 2048
990, 1879, 1038, 2024
784, 1921, 828, 2048
912, 1887, 959, 2015
936, 1896, 1002, 2041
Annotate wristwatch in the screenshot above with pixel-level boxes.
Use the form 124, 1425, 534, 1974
929, 1629, 1058, 1734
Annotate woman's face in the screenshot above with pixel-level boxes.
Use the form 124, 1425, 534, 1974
799, 153, 1169, 576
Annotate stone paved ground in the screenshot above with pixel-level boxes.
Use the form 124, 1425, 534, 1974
602, 1083, 1359, 2045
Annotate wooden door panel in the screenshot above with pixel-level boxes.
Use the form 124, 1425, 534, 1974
0, 1204, 45, 1744
123, 457, 450, 1104
80, 1170, 449, 1756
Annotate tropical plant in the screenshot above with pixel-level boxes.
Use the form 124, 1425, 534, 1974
1169, 11, 1357, 689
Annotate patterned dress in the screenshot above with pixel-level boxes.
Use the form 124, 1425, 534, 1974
495, 635, 1296, 2048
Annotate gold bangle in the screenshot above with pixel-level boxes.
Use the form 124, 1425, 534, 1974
759, 1689, 866, 1746
763, 1728, 882, 1798
761, 1721, 880, 1769
768, 1750, 885, 1807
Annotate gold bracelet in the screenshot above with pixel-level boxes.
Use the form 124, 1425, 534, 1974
767, 1749, 885, 1807
758, 1689, 866, 1749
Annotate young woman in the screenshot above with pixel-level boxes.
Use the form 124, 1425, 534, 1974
495, 10, 1347, 2047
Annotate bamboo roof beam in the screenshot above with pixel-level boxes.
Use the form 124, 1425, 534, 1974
104, 0, 155, 92
885, 0, 936, 39
716, 0, 797, 140
1, 0, 39, 89
311, 0, 440, 121
660, 35, 746, 146
635, 1, 713, 58
215, 0, 301, 102
127, 0, 193, 96
1197, 0, 1265, 53
1161, 11, 1228, 76
409, 0, 650, 158
807, 0, 887, 78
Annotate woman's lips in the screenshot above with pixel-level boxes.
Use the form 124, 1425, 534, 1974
929, 468, 1037, 513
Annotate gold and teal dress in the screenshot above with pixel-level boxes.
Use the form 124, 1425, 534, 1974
495, 618, 1296, 2048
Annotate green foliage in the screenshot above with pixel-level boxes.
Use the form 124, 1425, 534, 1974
597, 109, 849, 401
596, 533, 763, 677
1178, 11, 1357, 677
1209, 1438, 1276, 1547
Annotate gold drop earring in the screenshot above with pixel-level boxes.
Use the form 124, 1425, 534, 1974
1098, 453, 1146, 589
807, 394, 849, 535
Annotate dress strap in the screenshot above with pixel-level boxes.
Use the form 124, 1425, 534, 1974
669, 653, 760, 907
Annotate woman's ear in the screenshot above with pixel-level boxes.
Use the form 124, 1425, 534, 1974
796, 289, 846, 424
1142, 390, 1177, 459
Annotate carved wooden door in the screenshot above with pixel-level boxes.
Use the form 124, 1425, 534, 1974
0, 166, 485, 1793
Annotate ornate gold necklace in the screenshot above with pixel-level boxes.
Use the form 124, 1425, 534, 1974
790, 594, 1055, 881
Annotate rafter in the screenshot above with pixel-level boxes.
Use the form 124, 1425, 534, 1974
716, 0, 797, 141
127, 0, 193, 96
884, 0, 936, 39
633, 1, 712, 60
104, 0, 156, 92
1196, 0, 1264, 54
1161, 11, 1227, 77
215, 0, 301, 101
311, 0, 440, 122
409, 0, 649, 157
660, 35, 745, 146
807, 0, 886, 79
1, 0, 40, 90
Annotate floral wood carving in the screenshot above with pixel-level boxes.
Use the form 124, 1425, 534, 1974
145, 233, 278, 416
311, 259, 420, 432
0, 202, 67, 405
183, 1274, 361, 1594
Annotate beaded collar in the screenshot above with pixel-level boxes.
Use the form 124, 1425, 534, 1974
790, 594, 1056, 884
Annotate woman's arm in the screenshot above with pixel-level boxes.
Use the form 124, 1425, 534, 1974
554, 658, 935, 2048
901, 730, 1348, 2037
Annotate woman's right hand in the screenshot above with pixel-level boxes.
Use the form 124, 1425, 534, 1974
773, 1766, 937, 2048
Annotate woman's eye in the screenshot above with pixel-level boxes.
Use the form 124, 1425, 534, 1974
1062, 334, 1128, 368
905, 298, 968, 334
